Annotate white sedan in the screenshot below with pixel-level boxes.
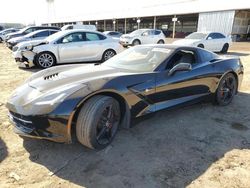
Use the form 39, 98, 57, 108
119, 29, 165, 47
172, 32, 232, 53
19, 29, 124, 68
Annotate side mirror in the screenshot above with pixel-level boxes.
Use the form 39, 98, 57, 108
168, 63, 192, 76
207, 37, 212, 40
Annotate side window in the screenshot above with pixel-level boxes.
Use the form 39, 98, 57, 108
68, 26, 73, 30
60, 32, 84, 43
86, 32, 102, 41
199, 49, 218, 62
166, 50, 197, 69
213, 33, 225, 39
142, 30, 151, 36
24, 28, 35, 34
154, 30, 161, 35
50, 30, 58, 35
207, 33, 215, 39
34, 31, 49, 37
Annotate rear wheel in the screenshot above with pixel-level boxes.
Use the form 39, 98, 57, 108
215, 73, 237, 106
221, 43, 229, 53
76, 95, 121, 149
157, 40, 165, 44
35, 52, 56, 69
0, 37, 2, 43
132, 39, 141, 46
102, 49, 116, 62
197, 44, 204, 48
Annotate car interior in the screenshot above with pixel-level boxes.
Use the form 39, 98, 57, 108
167, 50, 196, 69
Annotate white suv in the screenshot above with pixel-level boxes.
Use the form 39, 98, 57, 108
172, 32, 232, 53
120, 29, 165, 47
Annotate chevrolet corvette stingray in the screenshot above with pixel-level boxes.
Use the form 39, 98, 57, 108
6, 45, 244, 149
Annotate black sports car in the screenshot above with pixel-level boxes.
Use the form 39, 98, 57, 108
6, 45, 244, 149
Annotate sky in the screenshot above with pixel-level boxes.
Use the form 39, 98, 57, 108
0, 0, 188, 25
0, 0, 247, 25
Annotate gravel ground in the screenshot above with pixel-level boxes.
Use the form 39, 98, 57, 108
0, 43, 250, 188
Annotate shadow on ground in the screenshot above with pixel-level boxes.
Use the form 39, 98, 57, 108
226, 51, 250, 56
0, 138, 8, 163
22, 92, 250, 187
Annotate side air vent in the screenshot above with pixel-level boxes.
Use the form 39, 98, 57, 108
44, 73, 59, 80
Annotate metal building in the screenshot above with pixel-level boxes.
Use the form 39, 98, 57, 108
45, 0, 250, 39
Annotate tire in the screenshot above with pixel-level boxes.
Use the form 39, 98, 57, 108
102, 49, 116, 62
132, 39, 141, 46
76, 95, 121, 149
157, 40, 165, 44
0, 37, 2, 43
35, 52, 56, 69
220, 43, 229, 54
197, 44, 204, 48
215, 73, 237, 106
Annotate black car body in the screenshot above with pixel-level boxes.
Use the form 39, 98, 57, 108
5, 26, 60, 48
6, 45, 244, 148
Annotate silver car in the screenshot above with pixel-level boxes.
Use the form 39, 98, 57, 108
20, 29, 124, 68
9, 29, 59, 48
0, 28, 19, 42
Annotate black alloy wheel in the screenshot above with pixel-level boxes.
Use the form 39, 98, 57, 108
216, 73, 237, 106
76, 95, 121, 149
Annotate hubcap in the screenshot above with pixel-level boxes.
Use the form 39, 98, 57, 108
96, 104, 119, 145
219, 77, 235, 103
104, 51, 115, 61
38, 53, 54, 68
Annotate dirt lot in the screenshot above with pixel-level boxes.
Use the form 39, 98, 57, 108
0, 42, 250, 188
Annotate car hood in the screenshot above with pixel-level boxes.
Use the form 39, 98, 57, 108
16, 39, 44, 48
172, 39, 201, 45
27, 64, 131, 93
9, 36, 26, 43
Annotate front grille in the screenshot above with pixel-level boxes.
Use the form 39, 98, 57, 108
9, 111, 34, 133
44, 73, 59, 80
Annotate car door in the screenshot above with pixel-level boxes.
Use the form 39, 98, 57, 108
82, 32, 105, 61
57, 32, 86, 63
154, 48, 212, 111
140, 30, 154, 44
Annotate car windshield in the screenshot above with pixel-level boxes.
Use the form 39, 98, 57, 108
103, 46, 173, 72
45, 31, 64, 42
186, 32, 207, 39
25, 30, 42, 37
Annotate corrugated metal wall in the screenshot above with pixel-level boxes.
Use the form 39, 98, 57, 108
197, 11, 235, 36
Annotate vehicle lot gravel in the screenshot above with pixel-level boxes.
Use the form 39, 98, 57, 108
0, 42, 250, 188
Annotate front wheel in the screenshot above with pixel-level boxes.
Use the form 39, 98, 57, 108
35, 52, 56, 69
132, 39, 141, 46
197, 44, 204, 48
76, 95, 121, 149
215, 73, 237, 106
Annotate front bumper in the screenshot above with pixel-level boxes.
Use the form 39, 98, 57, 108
8, 111, 71, 143
13, 50, 35, 68
119, 38, 132, 46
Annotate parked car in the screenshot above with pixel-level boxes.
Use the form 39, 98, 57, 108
18, 29, 124, 68
8, 29, 59, 49
5, 26, 60, 47
119, 29, 165, 47
61, 24, 97, 31
6, 44, 243, 149
103, 31, 123, 39
0, 28, 19, 42
172, 31, 232, 53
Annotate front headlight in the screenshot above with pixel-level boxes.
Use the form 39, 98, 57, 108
25, 45, 33, 51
